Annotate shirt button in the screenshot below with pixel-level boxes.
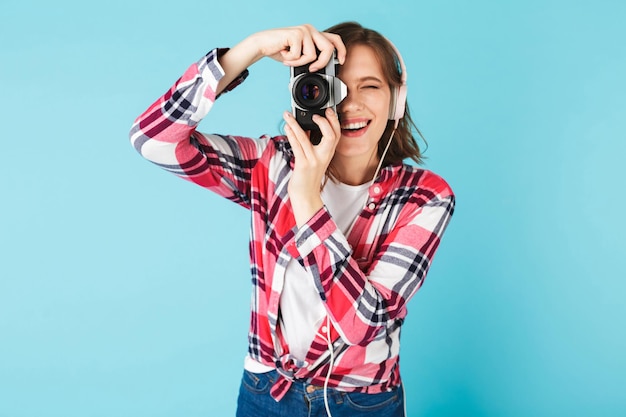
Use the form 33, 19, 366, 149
373, 186, 381, 194
368, 202, 376, 210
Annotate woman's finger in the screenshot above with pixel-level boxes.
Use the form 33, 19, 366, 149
322, 32, 346, 65
281, 26, 316, 67
312, 109, 341, 151
284, 122, 308, 167
298, 32, 318, 66
324, 107, 342, 138
308, 31, 336, 72
281, 24, 346, 70
279, 31, 303, 62
283, 123, 300, 154
283, 111, 311, 157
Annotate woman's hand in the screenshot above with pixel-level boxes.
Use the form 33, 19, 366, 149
216, 24, 346, 94
283, 107, 342, 228
250, 24, 346, 71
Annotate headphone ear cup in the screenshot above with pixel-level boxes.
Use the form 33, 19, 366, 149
393, 84, 407, 122
389, 84, 407, 128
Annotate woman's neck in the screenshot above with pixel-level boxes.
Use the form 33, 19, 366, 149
329, 152, 380, 186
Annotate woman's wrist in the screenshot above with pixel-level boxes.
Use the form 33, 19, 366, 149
215, 36, 263, 94
290, 195, 324, 229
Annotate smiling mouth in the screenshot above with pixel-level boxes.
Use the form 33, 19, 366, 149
341, 120, 371, 133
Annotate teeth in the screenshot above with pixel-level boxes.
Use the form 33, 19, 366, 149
341, 121, 368, 130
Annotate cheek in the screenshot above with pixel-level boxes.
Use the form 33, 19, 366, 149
370, 119, 387, 139
371, 101, 390, 131
368, 93, 391, 121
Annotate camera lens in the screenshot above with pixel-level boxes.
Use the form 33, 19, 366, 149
294, 74, 329, 109
301, 84, 320, 101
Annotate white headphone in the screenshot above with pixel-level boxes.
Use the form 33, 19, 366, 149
385, 37, 408, 128
367, 37, 408, 186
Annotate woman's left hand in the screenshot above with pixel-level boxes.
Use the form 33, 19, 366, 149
283, 107, 341, 228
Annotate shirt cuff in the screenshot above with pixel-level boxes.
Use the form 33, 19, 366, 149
205, 47, 249, 98
294, 207, 346, 258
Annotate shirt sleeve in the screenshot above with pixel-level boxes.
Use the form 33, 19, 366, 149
292, 172, 455, 345
128, 48, 266, 208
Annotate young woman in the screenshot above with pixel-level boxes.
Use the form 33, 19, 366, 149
130, 22, 455, 417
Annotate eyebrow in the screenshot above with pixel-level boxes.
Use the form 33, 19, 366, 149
356, 76, 384, 83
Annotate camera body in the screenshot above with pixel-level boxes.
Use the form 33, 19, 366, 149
289, 52, 347, 137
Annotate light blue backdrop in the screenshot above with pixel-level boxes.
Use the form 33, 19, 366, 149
1, 0, 624, 416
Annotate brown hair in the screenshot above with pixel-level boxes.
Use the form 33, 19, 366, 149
325, 21, 426, 169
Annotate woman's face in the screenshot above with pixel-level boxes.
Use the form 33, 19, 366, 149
335, 44, 392, 169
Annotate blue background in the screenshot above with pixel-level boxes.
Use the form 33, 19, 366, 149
1, 0, 625, 416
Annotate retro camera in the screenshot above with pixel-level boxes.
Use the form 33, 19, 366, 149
289, 51, 347, 144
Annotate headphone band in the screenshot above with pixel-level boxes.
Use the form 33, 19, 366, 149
384, 37, 408, 127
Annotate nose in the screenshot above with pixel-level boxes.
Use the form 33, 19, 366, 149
337, 88, 362, 114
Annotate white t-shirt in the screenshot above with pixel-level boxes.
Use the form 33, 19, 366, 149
244, 179, 370, 372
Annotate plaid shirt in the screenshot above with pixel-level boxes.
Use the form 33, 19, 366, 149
130, 48, 455, 401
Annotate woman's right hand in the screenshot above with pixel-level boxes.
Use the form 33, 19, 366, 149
247, 24, 346, 71
216, 24, 346, 94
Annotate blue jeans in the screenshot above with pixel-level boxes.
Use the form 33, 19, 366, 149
236, 370, 405, 417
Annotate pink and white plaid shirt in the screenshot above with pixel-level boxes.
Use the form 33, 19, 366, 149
130, 48, 455, 401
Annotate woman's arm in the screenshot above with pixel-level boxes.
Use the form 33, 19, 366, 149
129, 25, 346, 206
128, 48, 263, 206
290, 172, 455, 345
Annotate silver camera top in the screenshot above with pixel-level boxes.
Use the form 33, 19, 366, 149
289, 51, 347, 133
